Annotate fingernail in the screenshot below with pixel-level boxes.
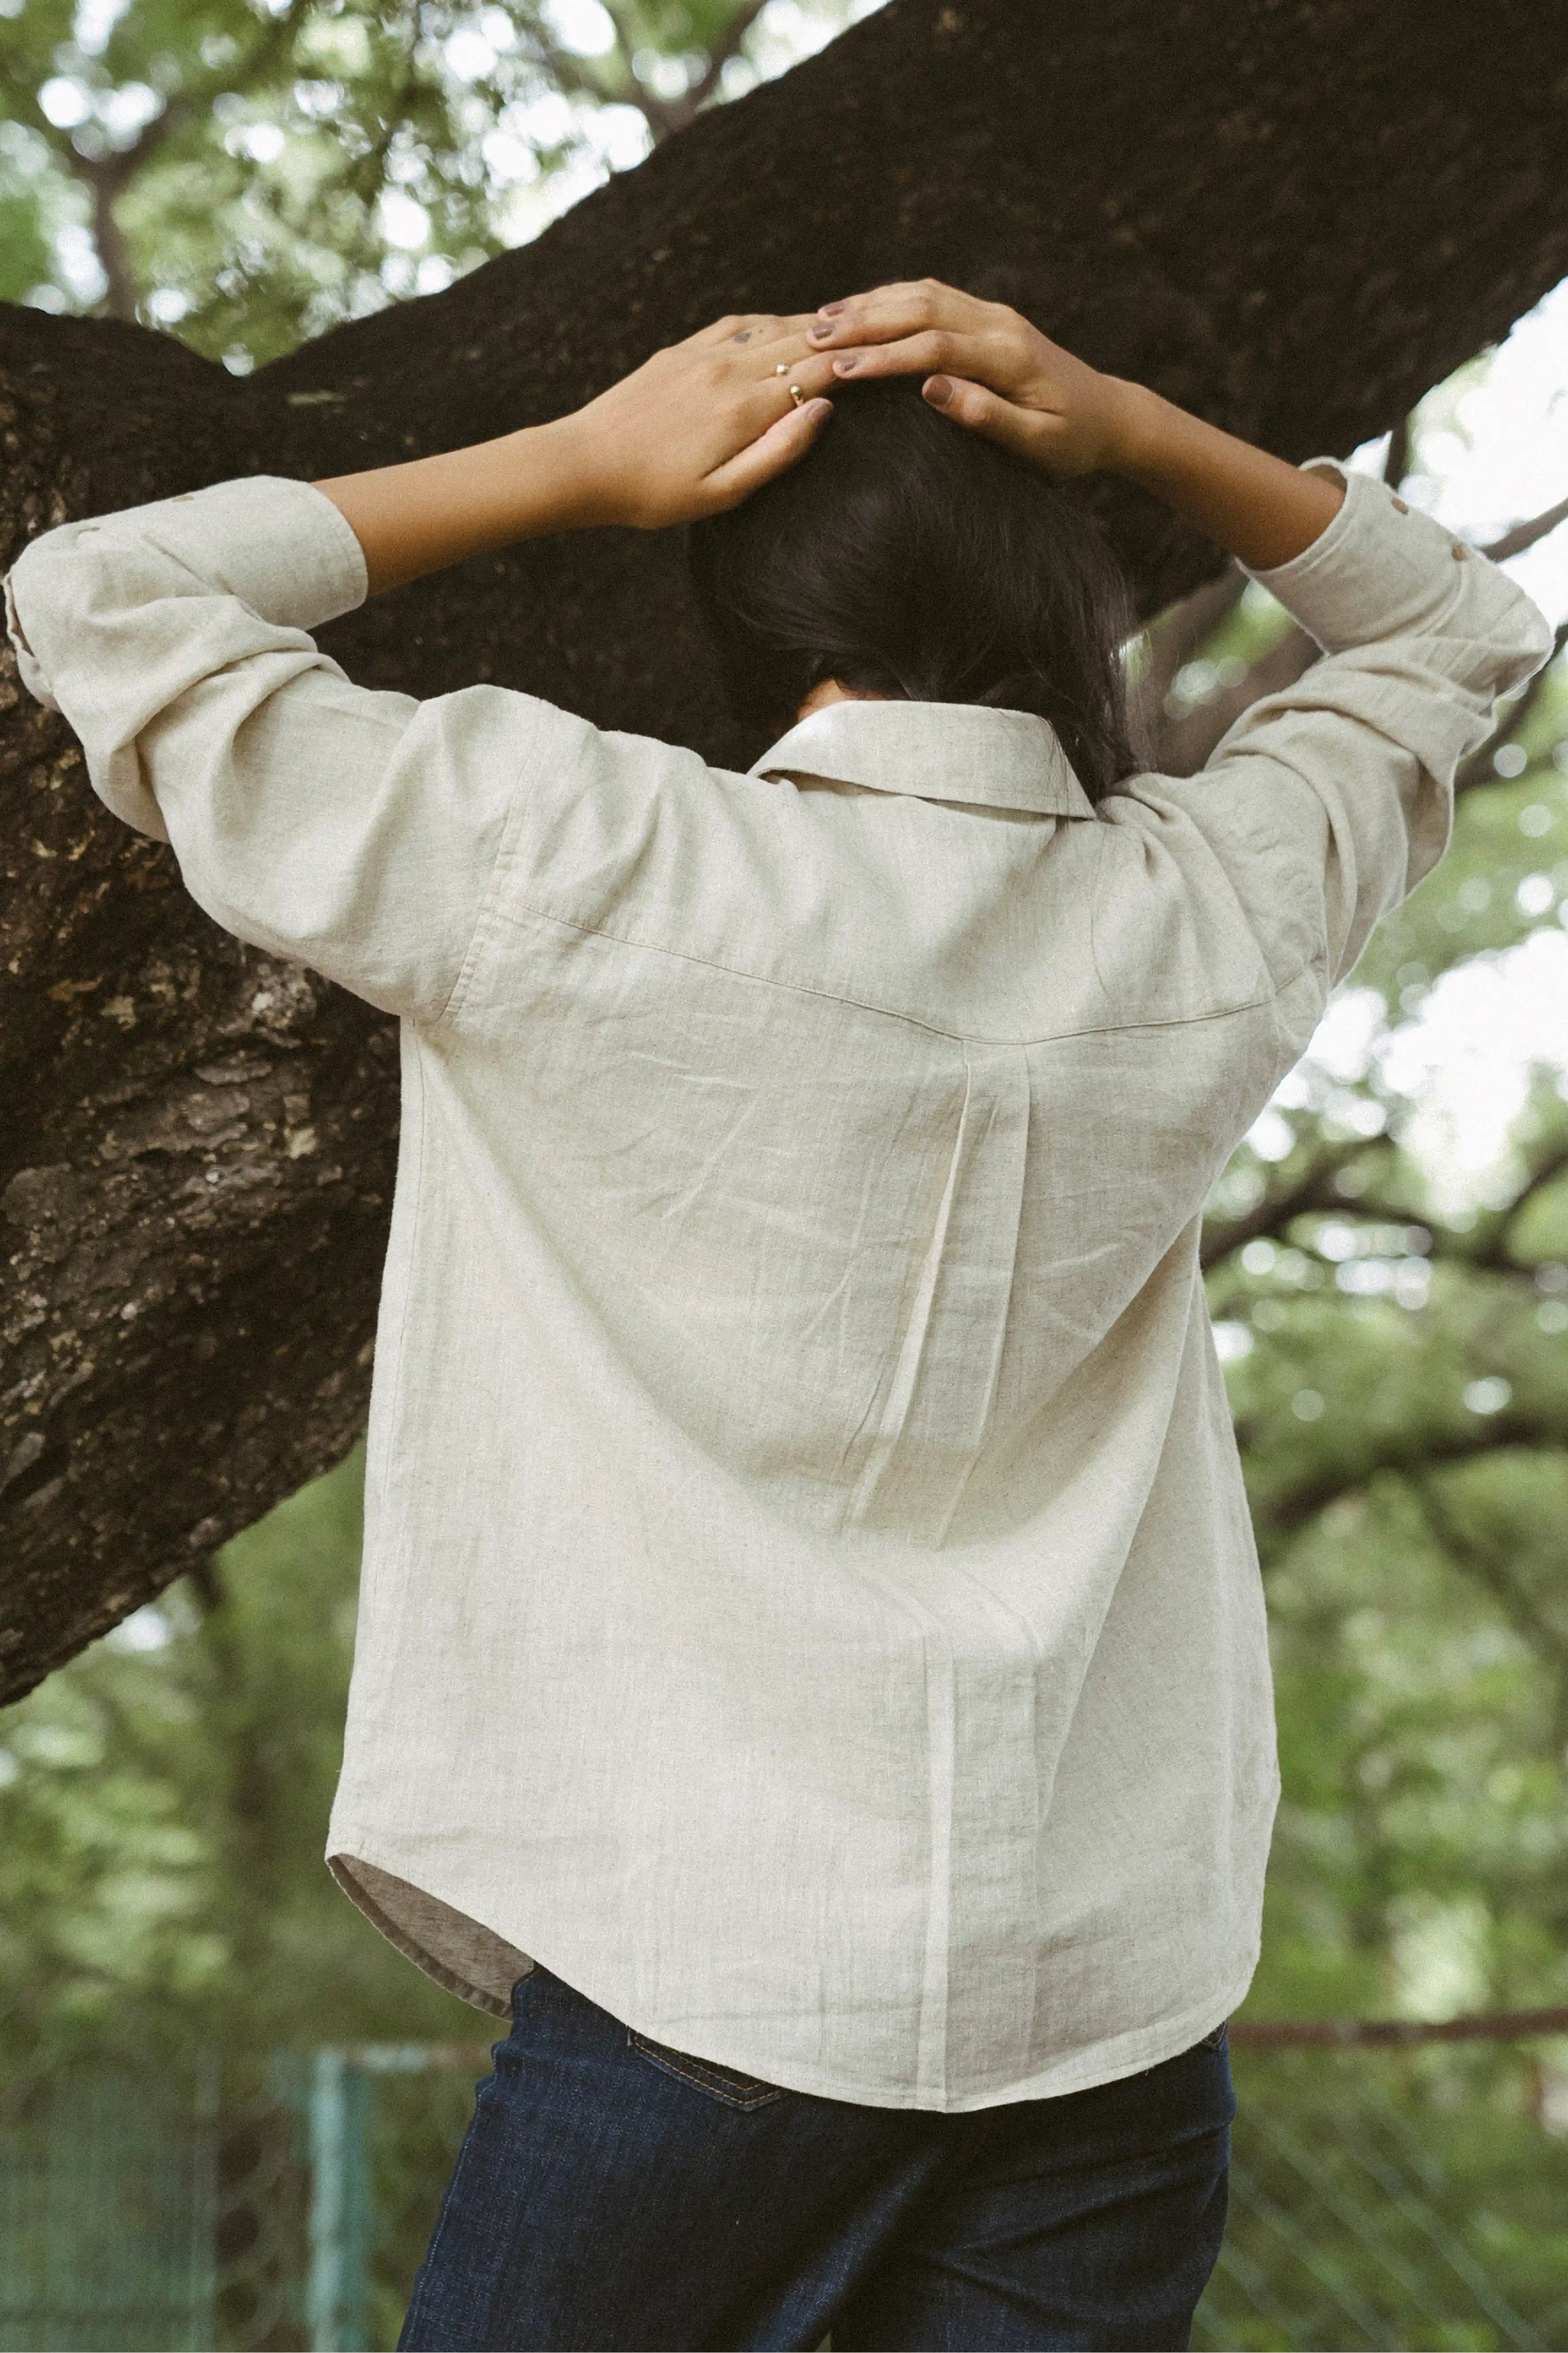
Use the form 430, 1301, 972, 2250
832, 355, 859, 375
807, 323, 834, 340
924, 375, 953, 408
807, 398, 832, 418
817, 301, 844, 317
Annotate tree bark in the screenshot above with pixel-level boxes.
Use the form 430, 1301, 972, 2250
4, 0, 1568, 1700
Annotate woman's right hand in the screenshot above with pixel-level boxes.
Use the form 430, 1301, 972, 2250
805, 280, 1144, 477
807, 277, 1343, 569
317, 310, 838, 594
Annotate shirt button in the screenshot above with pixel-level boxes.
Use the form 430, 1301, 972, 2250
1451, 542, 1469, 560
1390, 496, 1409, 514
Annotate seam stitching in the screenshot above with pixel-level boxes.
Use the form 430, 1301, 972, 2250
627, 2029, 784, 2109
426, 717, 539, 1032
496, 895, 1310, 1048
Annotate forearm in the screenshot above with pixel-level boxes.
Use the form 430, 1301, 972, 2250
315, 312, 835, 596
1105, 381, 1344, 572
315, 417, 598, 598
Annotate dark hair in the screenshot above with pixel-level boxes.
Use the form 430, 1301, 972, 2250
687, 379, 1140, 801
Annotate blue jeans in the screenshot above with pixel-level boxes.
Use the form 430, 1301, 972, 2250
400, 1965, 1233, 2352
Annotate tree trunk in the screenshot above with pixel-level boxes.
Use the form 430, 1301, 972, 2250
4, 0, 1568, 1701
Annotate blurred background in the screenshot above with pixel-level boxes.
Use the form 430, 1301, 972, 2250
0, 0, 1566, 2343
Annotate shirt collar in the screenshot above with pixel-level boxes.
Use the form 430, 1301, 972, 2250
747, 699, 1096, 818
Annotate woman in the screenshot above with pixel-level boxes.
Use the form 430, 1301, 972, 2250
7, 282, 1549, 2350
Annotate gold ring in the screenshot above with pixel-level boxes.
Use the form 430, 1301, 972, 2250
774, 362, 789, 376
788, 382, 805, 407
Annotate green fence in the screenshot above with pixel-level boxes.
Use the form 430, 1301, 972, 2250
1199, 2040, 1568, 2351
0, 2063, 220, 2351
4, 2030, 1568, 2350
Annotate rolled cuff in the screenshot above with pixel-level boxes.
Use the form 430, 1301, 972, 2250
87, 473, 367, 631
1242, 460, 1553, 676
4, 472, 369, 711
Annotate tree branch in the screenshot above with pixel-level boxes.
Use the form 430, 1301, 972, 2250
1481, 492, 1568, 564
1408, 1473, 1568, 1728
580, 0, 773, 145
75, 156, 142, 322
1382, 412, 1412, 488
1457, 615, 1568, 796
1134, 564, 1247, 747
664, 0, 772, 130
49, 0, 315, 323
520, 19, 634, 123
593, 0, 687, 141
71, 92, 194, 205
1201, 1139, 1390, 1269
1153, 616, 1318, 775
1455, 1137, 1568, 1274
1206, 1125, 1568, 1280
1264, 1422, 1568, 1544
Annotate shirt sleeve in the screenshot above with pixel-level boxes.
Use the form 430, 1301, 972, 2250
1115, 463, 1555, 995
3, 475, 536, 1024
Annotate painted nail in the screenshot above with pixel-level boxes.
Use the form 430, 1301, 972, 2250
817, 301, 844, 317
924, 375, 954, 408
832, 355, 859, 374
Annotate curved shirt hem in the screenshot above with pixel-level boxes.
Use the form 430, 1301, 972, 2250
328, 1835, 1260, 2113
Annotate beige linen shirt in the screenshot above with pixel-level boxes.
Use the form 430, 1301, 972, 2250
6, 463, 1550, 2110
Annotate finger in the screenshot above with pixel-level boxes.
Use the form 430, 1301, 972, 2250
921, 374, 1048, 465
729, 348, 842, 424
822, 329, 969, 382
723, 322, 838, 379
759, 312, 828, 345
703, 398, 833, 509
810, 296, 943, 351
809, 280, 947, 334
788, 351, 847, 400
807, 280, 972, 349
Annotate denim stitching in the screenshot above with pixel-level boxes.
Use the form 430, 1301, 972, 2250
627, 2027, 784, 2110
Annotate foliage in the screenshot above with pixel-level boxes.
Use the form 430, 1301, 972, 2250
1202, 651, 1568, 2031
0, 0, 869, 364
0, 1450, 479, 2077
0, 0, 1566, 2329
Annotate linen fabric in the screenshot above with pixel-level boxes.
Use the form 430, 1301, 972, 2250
397, 1962, 1234, 2351
6, 463, 1550, 2113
